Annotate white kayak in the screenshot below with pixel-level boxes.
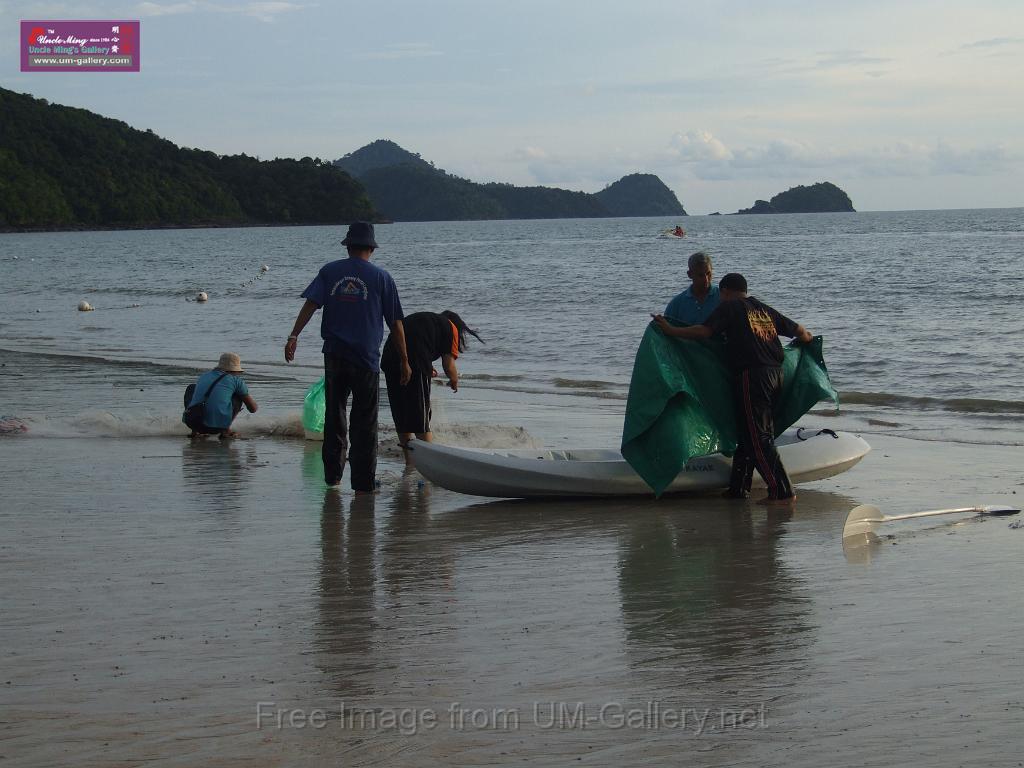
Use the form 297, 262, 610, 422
408, 427, 870, 498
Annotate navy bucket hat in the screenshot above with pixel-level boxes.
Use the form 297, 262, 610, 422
341, 221, 378, 249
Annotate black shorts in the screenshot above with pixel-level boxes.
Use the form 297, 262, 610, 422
384, 366, 432, 434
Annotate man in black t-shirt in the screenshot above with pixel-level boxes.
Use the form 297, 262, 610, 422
652, 273, 813, 504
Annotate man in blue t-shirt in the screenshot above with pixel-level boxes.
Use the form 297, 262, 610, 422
285, 222, 412, 491
664, 251, 720, 326
182, 352, 258, 438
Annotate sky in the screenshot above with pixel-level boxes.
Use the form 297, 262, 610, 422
2, 0, 1022, 213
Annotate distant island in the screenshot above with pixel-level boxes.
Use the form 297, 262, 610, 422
734, 182, 855, 214
0, 88, 374, 231
335, 140, 687, 221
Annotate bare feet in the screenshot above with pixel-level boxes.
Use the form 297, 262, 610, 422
219, 430, 240, 439
757, 495, 796, 506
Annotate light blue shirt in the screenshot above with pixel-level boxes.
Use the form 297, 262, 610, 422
664, 284, 721, 325
187, 370, 248, 429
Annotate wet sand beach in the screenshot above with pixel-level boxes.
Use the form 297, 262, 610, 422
3, 431, 1022, 767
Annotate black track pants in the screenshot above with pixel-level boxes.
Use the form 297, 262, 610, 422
728, 366, 794, 499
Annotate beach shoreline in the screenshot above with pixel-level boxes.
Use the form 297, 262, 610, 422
3, 429, 1022, 766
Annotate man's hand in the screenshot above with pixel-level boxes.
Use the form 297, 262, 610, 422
447, 374, 459, 392
400, 360, 412, 386
650, 314, 712, 340
651, 313, 673, 334
285, 300, 318, 363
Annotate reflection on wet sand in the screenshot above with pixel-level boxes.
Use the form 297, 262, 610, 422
181, 438, 259, 514
316, 490, 379, 699
617, 499, 813, 701
314, 471, 458, 702
379, 468, 455, 597
300, 486, 862, 763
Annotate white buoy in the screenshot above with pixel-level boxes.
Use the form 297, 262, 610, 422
260, 264, 269, 273
78, 300, 94, 312
196, 291, 208, 302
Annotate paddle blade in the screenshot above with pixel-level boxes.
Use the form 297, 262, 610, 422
843, 504, 883, 540
980, 505, 1021, 517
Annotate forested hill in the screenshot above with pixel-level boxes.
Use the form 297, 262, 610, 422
334, 140, 687, 221
594, 174, 688, 216
335, 139, 435, 177
735, 182, 855, 214
0, 88, 375, 230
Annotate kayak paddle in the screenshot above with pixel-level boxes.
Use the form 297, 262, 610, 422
843, 503, 1020, 542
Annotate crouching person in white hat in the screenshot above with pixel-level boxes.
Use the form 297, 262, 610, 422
182, 352, 258, 439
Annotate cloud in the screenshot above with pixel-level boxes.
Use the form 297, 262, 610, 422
667, 131, 733, 163
813, 49, 892, 69
136, 1, 199, 15
961, 37, 1024, 50
929, 141, 1013, 175
942, 37, 1024, 57
349, 43, 443, 61
749, 49, 893, 78
242, 2, 303, 22
525, 157, 620, 188
509, 146, 548, 161
660, 131, 1019, 180
509, 151, 641, 190
135, 1, 303, 22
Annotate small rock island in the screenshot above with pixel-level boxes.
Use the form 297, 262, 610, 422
735, 182, 855, 214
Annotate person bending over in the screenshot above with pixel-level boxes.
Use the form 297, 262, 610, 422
382, 310, 481, 451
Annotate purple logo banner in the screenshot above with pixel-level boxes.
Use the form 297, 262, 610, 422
21, 20, 140, 72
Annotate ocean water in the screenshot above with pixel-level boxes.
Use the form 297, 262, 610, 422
1, 209, 1022, 445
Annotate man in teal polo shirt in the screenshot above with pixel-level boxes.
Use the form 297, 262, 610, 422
664, 251, 720, 325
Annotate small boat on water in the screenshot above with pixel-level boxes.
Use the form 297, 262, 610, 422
659, 227, 686, 239
408, 427, 869, 498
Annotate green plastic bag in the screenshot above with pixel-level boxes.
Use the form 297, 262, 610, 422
620, 325, 838, 497
302, 376, 326, 434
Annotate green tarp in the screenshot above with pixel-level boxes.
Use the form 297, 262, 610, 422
620, 325, 838, 496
